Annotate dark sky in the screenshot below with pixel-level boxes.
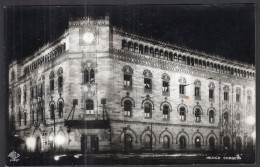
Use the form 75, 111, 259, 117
5, 4, 255, 64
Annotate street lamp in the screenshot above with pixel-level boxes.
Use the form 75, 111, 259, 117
26, 136, 36, 152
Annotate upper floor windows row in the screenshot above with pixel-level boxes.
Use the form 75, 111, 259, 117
49, 67, 63, 92
121, 40, 255, 79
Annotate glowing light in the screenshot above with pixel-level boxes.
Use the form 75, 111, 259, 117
49, 135, 54, 141
82, 32, 94, 43
246, 116, 255, 125
55, 135, 65, 145
26, 137, 36, 150
54, 156, 59, 161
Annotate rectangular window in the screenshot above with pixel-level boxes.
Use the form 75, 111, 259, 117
124, 74, 132, 87
224, 92, 229, 101
195, 87, 200, 97
209, 89, 214, 99
179, 85, 185, 94
162, 81, 169, 92
144, 78, 152, 89
18, 94, 21, 104
236, 94, 240, 103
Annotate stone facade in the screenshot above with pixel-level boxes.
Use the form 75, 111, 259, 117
8, 15, 255, 153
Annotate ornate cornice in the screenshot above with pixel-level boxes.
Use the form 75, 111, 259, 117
111, 49, 255, 86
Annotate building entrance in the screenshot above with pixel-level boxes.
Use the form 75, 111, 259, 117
81, 134, 99, 153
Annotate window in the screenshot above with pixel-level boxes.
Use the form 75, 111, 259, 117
144, 78, 152, 89
58, 67, 63, 90
162, 81, 169, 92
11, 71, 15, 81
144, 103, 152, 118
223, 136, 230, 149
58, 101, 63, 118
124, 74, 132, 87
31, 87, 34, 99
124, 100, 132, 116
143, 70, 152, 92
209, 89, 214, 99
84, 69, 89, 83
23, 86, 27, 104
24, 112, 27, 125
58, 76, 63, 89
236, 94, 240, 103
179, 85, 185, 95
209, 110, 214, 123
162, 73, 170, 96
50, 104, 55, 120
223, 112, 228, 123
84, 69, 95, 84
179, 136, 186, 148
86, 99, 94, 115
90, 69, 95, 83
163, 105, 169, 119
49, 71, 55, 91
163, 136, 170, 148
195, 136, 201, 148
224, 92, 229, 101
195, 87, 200, 97
195, 108, 201, 122
180, 107, 186, 121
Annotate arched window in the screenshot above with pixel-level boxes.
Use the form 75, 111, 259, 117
180, 107, 186, 121
162, 73, 170, 96
195, 108, 201, 122
50, 104, 55, 120
84, 69, 89, 83
124, 100, 132, 117
49, 71, 55, 91
58, 68, 63, 90
209, 110, 215, 123
223, 86, 229, 101
86, 99, 94, 115
139, 44, 143, 54
179, 136, 186, 148
37, 108, 43, 123
58, 101, 63, 118
84, 69, 95, 84
123, 66, 133, 88
17, 88, 21, 104
122, 40, 127, 50
143, 134, 152, 148
209, 137, 215, 149
23, 86, 27, 104
236, 88, 241, 103
144, 102, 152, 118
163, 135, 170, 148
134, 43, 139, 53
143, 70, 152, 92
223, 136, 230, 149
208, 82, 215, 101
236, 137, 242, 152
150, 47, 154, 56
195, 136, 201, 148
144, 46, 149, 55
163, 105, 169, 119
223, 112, 229, 123
11, 71, 15, 81
128, 42, 133, 51
194, 80, 201, 100
90, 69, 95, 83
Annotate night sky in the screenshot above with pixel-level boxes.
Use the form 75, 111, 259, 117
5, 4, 255, 64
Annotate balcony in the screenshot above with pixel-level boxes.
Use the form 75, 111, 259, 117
64, 119, 110, 129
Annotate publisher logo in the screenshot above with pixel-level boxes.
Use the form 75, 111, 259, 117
8, 150, 20, 162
